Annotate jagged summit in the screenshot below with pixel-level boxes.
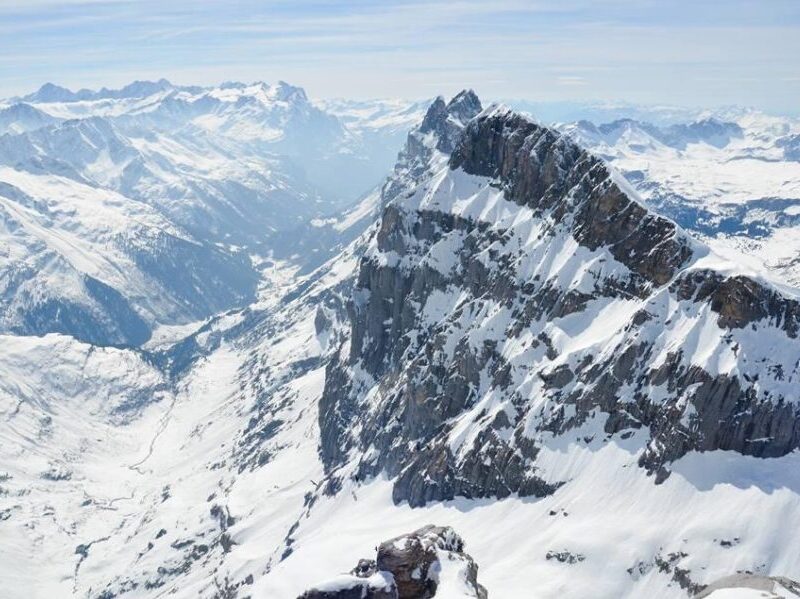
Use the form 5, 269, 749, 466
416, 89, 483, 154
421, 89, 482, 131
321, 94, 800, 509
379, 90, 483, 206
447, 89, 482, 120
419, 96, 447, 131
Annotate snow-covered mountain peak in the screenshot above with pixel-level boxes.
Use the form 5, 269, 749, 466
203, 80, 308, 107
271, 80, 309, 103
321, 94, 800, 514
24, 81, 80, 103
93, 78, 175, 101
21, 79, 177, 104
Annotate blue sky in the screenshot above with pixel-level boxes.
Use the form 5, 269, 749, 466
1, 0, 798, 111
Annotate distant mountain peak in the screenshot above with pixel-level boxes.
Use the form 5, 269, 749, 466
272, 80, 309, 102
117, 78, 174, 97
21, 78, 177, 104
26, 82, 78, 103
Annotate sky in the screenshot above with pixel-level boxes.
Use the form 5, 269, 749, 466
0, 0, 798, 112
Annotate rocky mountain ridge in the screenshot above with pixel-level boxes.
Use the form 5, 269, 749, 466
319, 92, 800, 507
560, 112, 800, 286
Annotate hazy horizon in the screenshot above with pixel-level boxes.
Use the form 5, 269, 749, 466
1, 0, 798, 113
5, 77, 799, 122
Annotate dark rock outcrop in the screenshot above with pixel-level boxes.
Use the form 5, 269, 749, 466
298, 525, 487, 599
673, 270, 800, 337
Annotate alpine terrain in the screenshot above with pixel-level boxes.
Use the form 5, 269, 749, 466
1, 83, 799, 599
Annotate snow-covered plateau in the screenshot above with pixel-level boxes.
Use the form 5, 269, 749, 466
1, 82, 799, 599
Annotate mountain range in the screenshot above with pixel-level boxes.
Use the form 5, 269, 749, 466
0, 80, 425, 346
0, 81, 799, 599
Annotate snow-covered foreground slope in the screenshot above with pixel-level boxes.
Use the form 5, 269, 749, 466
2, 91, 800, 599
4, 292, 799, 598
561, 113, 800, 286
0, 241, 347, 597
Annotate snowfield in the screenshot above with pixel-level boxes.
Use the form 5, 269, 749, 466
3, 255, 800, 598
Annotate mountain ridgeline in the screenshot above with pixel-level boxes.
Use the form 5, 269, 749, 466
0, 79, 424, 347
319, 91, 800, 507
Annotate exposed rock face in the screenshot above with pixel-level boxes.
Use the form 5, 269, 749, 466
419, 91, 483, 155
319, 94, 800, 508
672, 270, 800, 337
298, 525, 487, 599
450, 110, 693, 289
377, 525, 486, 599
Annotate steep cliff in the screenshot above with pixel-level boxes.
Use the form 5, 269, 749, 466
320, 96, 800, 506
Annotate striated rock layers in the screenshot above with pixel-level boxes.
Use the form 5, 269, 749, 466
319, 91, 800, 507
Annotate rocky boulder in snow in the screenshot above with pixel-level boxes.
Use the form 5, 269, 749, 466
298, 525, 487, 599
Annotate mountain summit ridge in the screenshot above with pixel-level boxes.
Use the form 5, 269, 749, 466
319, 91, 800, 508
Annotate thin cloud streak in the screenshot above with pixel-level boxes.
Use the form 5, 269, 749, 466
0, 0, 797, 112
